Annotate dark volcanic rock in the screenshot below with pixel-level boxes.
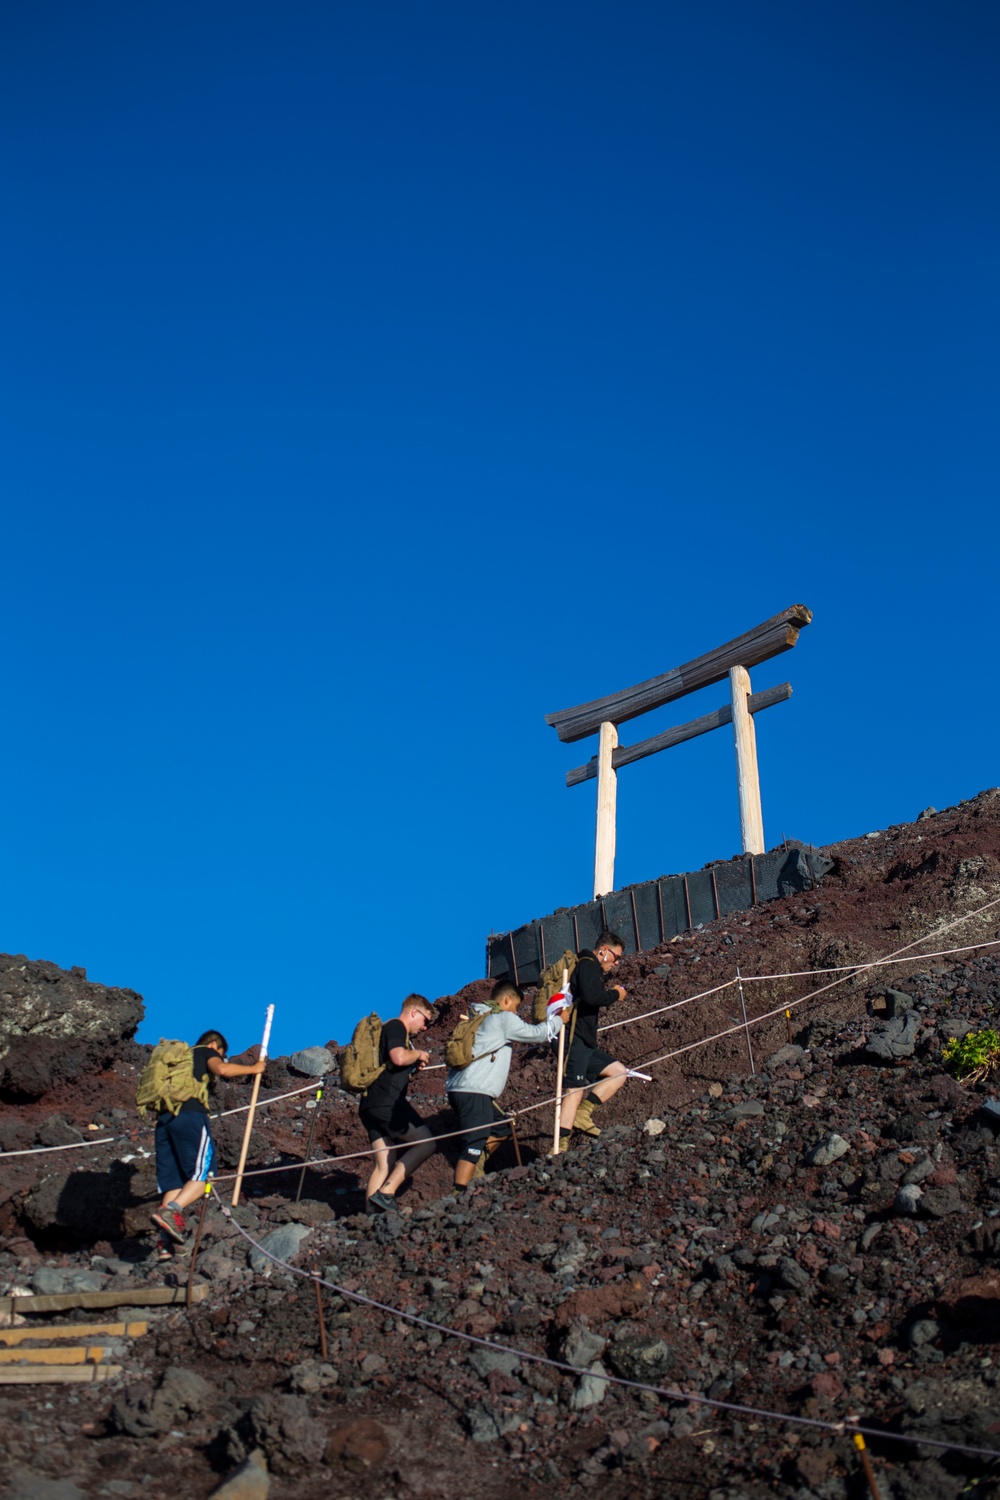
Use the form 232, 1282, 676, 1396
883, 988, 915, 1017
8, 791, 1000, 1498
22, 1162, 140, 1245
35, 1116, 83, 1147
0, 953, 143, 1100
110, 1366, 214, 1438
0, 1117, 33, 1152
606, 1337, 676, 1382
864, 1011, 921, 1062
234, 1394, 325, 1475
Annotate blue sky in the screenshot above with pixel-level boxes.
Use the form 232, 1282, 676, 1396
3, 2, 998, 1055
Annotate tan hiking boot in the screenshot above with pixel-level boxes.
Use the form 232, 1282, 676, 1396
472, 1152, 487, 1180
548, 1134, 572, 1156
573, 1100, 602, 1137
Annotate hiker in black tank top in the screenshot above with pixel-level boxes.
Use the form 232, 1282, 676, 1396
360, 994, 436, 1215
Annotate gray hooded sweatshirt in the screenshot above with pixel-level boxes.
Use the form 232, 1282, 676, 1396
445, 1002, 550, 1098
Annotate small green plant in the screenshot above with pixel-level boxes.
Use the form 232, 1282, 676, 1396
943, 1028, 1000, 1085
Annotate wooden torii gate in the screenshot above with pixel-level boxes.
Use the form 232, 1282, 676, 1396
546, 604, 813, 898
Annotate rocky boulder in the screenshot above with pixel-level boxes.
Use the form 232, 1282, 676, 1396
110, 1366, 215, 1438
22, 1161, 144, 1246
0, 953, 144, 1100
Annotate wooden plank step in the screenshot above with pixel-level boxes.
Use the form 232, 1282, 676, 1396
0, 1284, 208, 1317
0, 1364, 123, 1385
0, 1320, 148, 1346
0, 1346, 114, 1365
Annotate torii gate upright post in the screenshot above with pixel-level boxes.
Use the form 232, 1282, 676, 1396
729, 665, 765, 856
593, 721, 618, 898
546, 604, 812, 897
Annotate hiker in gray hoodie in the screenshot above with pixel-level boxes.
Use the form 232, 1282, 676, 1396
446, 979, 564, 1191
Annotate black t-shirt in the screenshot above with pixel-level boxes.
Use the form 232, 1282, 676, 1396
570, 952, 621, 1049
362, 1019, 419, 1113
176, 1045, 212, 1115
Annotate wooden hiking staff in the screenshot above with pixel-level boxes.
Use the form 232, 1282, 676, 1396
232, 1004, 274, 1207
552, 967, 569, 1155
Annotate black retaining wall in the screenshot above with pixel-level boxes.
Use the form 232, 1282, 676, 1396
486, 842, 833, 986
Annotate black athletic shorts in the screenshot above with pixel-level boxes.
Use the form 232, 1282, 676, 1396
449, 1093, 512, 1162
155, 1111, 215, 1194
564, 1039, 616, 1089
358, 1096, 425, 1144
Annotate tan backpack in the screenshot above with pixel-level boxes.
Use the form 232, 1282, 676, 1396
136, 1039, 210, 1117
339, 1013, 386, 1094
532, 950, 578, 1022
445, 1002, 511, 1069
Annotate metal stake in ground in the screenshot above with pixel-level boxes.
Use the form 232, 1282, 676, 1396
736, 968, 755, 1075
295, 1078, 326, 1204
313, 1273, 328, 1362
232, 1004, 275, 1208
186, 1183, 212, 1310
850, 1425, 883, 1499
509, 1112, 523, 1168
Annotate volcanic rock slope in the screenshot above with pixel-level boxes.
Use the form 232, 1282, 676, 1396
4, 794, 1000, 1499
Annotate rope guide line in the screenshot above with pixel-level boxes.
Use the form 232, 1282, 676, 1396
0, 1078, 325, 1160
216, 892, 1000, 1179
213, 1204, 1000, 1466
5, 892, 1000, 1164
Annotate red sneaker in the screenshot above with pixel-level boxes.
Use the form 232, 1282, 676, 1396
151, 1204, 188, 1245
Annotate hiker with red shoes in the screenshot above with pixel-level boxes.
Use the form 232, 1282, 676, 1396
138, 1030, 265, 1260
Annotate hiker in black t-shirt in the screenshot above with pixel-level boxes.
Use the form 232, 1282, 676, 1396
360, 994, 436, 1214
150, 1030, 265, 1259
558, 931, 628, 1149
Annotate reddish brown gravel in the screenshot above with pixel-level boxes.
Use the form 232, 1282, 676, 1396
4, 791, 1000, 1499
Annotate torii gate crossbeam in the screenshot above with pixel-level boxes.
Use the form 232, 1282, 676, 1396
546, 604, 812, 898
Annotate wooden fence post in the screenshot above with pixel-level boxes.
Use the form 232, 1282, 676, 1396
593, 721, 618, 898
729, 666, 765, 855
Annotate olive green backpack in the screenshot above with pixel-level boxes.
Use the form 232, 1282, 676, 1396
136, 1039, 210, 1117
532, 950, 578, 1022
339, 1013, 386, 1094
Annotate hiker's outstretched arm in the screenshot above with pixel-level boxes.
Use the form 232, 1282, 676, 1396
503, 1016, 552, 1044
207, 1056, 266, 1079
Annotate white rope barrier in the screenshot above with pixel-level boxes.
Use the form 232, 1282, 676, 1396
0, 1079, 325, 1160
5, 892, 999, 1164
213, 1201, 1000, 1464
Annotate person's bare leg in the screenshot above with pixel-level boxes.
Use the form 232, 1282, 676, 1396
454, 1156, 479, 1189
560, 1086, 584, 1133
454, 1135, 501, 1189
366, 1140, 394, 1203
161, 1180, 208, 1213
383, 1127, 434, 1196
590, 1061, 627, 1104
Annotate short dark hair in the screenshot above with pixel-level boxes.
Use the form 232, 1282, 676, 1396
196, 1030, 228, 1054
596, 931, 624, 951
491, 980, 523, 1004
401, 994, 435, 1020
